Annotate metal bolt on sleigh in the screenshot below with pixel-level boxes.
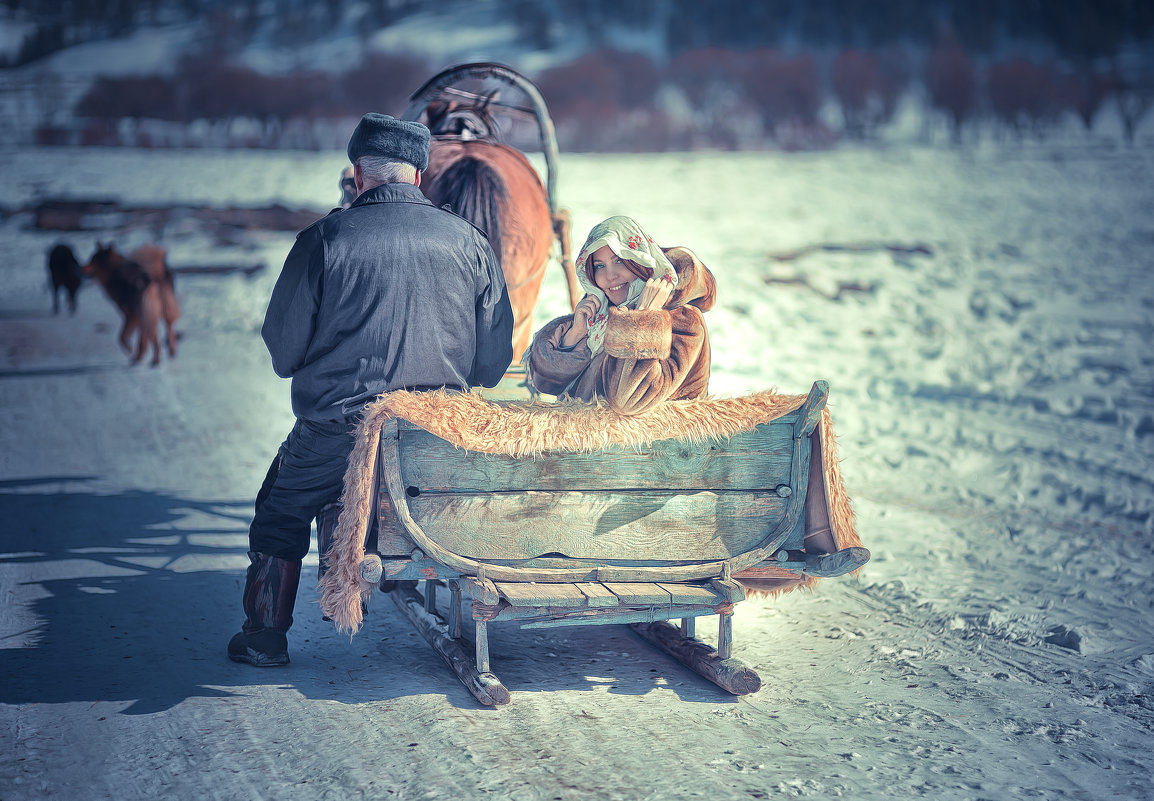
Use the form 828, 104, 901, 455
317, 65, 869, 706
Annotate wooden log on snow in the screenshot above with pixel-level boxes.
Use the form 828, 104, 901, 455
169, 263, 266, 276
768, 241, 933, 261
629, 620, 761, 696
390, 583, 510, 706
28, 198, 323, 233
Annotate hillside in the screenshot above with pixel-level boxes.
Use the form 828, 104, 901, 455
2, 1, 1153, 151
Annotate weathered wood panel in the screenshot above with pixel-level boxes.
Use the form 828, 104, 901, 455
375, 493, 415, 556
603, 582, 673, 606
395, 421, 798, 493
406, 491, 787, 560
29, 198, 323, 233
576, 582, 619, 607
495, 581, 587, 607
658, 582, 726, 606
512, 605, 719, 628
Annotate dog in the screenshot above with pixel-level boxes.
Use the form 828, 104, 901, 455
82, 242, 180, 366
47, 243, 83, 314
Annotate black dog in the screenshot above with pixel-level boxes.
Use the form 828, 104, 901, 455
47, 243, 83, 314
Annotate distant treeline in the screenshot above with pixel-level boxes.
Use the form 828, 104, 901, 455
55, 39, 1152, 151
7, 0, 1154, 67
13, 0, 1154, 149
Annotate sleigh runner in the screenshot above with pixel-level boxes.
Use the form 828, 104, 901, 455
317, 381, 868, 706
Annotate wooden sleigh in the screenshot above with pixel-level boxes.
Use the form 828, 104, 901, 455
317, 381, 867, 706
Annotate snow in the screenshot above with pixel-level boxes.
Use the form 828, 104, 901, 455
0, 17, 33, 62
2, 140, 1153, 800
27, 25, 202, 78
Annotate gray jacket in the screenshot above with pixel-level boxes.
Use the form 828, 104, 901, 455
262, 182, 513, 422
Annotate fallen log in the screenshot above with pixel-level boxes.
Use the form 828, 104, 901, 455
762, 273, 877, 301
768, 241, 934, 261
19, 198, 324, 233
169, 263, 266, 277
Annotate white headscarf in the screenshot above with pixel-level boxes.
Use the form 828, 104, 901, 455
575, 216, 678, 354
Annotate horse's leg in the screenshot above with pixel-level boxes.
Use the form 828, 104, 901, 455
162, 285, 179, 357
120, 314, 136, 356
129, 318, 146, 364
141, 287, 162, 366
67, 278, 80, 314
140, 324, 160, 366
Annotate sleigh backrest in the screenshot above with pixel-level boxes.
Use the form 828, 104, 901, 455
372, 382, 829, 578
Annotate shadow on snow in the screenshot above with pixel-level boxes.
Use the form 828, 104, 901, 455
0, 479, 735, 713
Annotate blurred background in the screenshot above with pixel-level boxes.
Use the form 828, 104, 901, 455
2, 0, 1153, 153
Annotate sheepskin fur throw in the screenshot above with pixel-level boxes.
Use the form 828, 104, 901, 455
318, 388, 860, 633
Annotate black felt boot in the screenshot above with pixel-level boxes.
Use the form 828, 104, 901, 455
228, 552, 301, 667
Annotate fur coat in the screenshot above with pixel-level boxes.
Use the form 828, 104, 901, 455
526, 246, 717, 414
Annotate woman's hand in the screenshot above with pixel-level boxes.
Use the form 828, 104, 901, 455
561, 294, 601, 348
636, 277, 674, 311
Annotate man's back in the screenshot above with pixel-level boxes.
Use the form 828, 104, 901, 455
262, 181, 514, 421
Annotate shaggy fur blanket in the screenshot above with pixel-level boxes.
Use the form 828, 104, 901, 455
318, 388, 860, 634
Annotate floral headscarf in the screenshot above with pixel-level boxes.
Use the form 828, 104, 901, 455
575, 216, 678, 354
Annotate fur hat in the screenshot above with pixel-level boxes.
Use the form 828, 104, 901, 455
346, 113, 430, 171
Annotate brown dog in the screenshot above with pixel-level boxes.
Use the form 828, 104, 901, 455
82, 242, 180, 366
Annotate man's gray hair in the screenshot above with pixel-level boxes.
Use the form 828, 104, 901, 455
357, 155, 418, 187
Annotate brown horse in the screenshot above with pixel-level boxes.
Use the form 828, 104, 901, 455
130, 243, 181, 359
83, 243, 180, 366
419, 100, 554, 362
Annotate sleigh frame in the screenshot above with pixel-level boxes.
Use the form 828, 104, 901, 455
317, 381, 868, 706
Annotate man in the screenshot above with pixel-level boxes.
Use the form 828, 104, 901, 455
229, 113, 514, 667
337, 164, 356, 208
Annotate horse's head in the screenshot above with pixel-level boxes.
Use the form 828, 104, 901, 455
425, 91, 500, 141
83, 242, 120, 278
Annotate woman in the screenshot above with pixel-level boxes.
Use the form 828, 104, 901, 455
526, 215, 716, 414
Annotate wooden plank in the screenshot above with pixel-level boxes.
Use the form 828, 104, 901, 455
406, 491, 786, 561
396, 421, 796, 493
379, 557, 461, 581
576, 582, 619, 607
657, 582, 725, 606
375, 496, 414, 556
380, 424, 792, 586
602, 582, 672, 606
793, 380, 829, 438
495, 582, 586, 607
718, 610, 733, 659
515, 604, 717, 628
730, 563, 804, 580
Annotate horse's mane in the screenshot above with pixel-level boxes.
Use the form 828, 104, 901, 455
425, 156, 507, 264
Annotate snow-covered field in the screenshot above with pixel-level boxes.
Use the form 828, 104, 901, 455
1, 141, 1153, 800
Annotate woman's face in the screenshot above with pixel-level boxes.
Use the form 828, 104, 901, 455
589, 245, 634, 306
